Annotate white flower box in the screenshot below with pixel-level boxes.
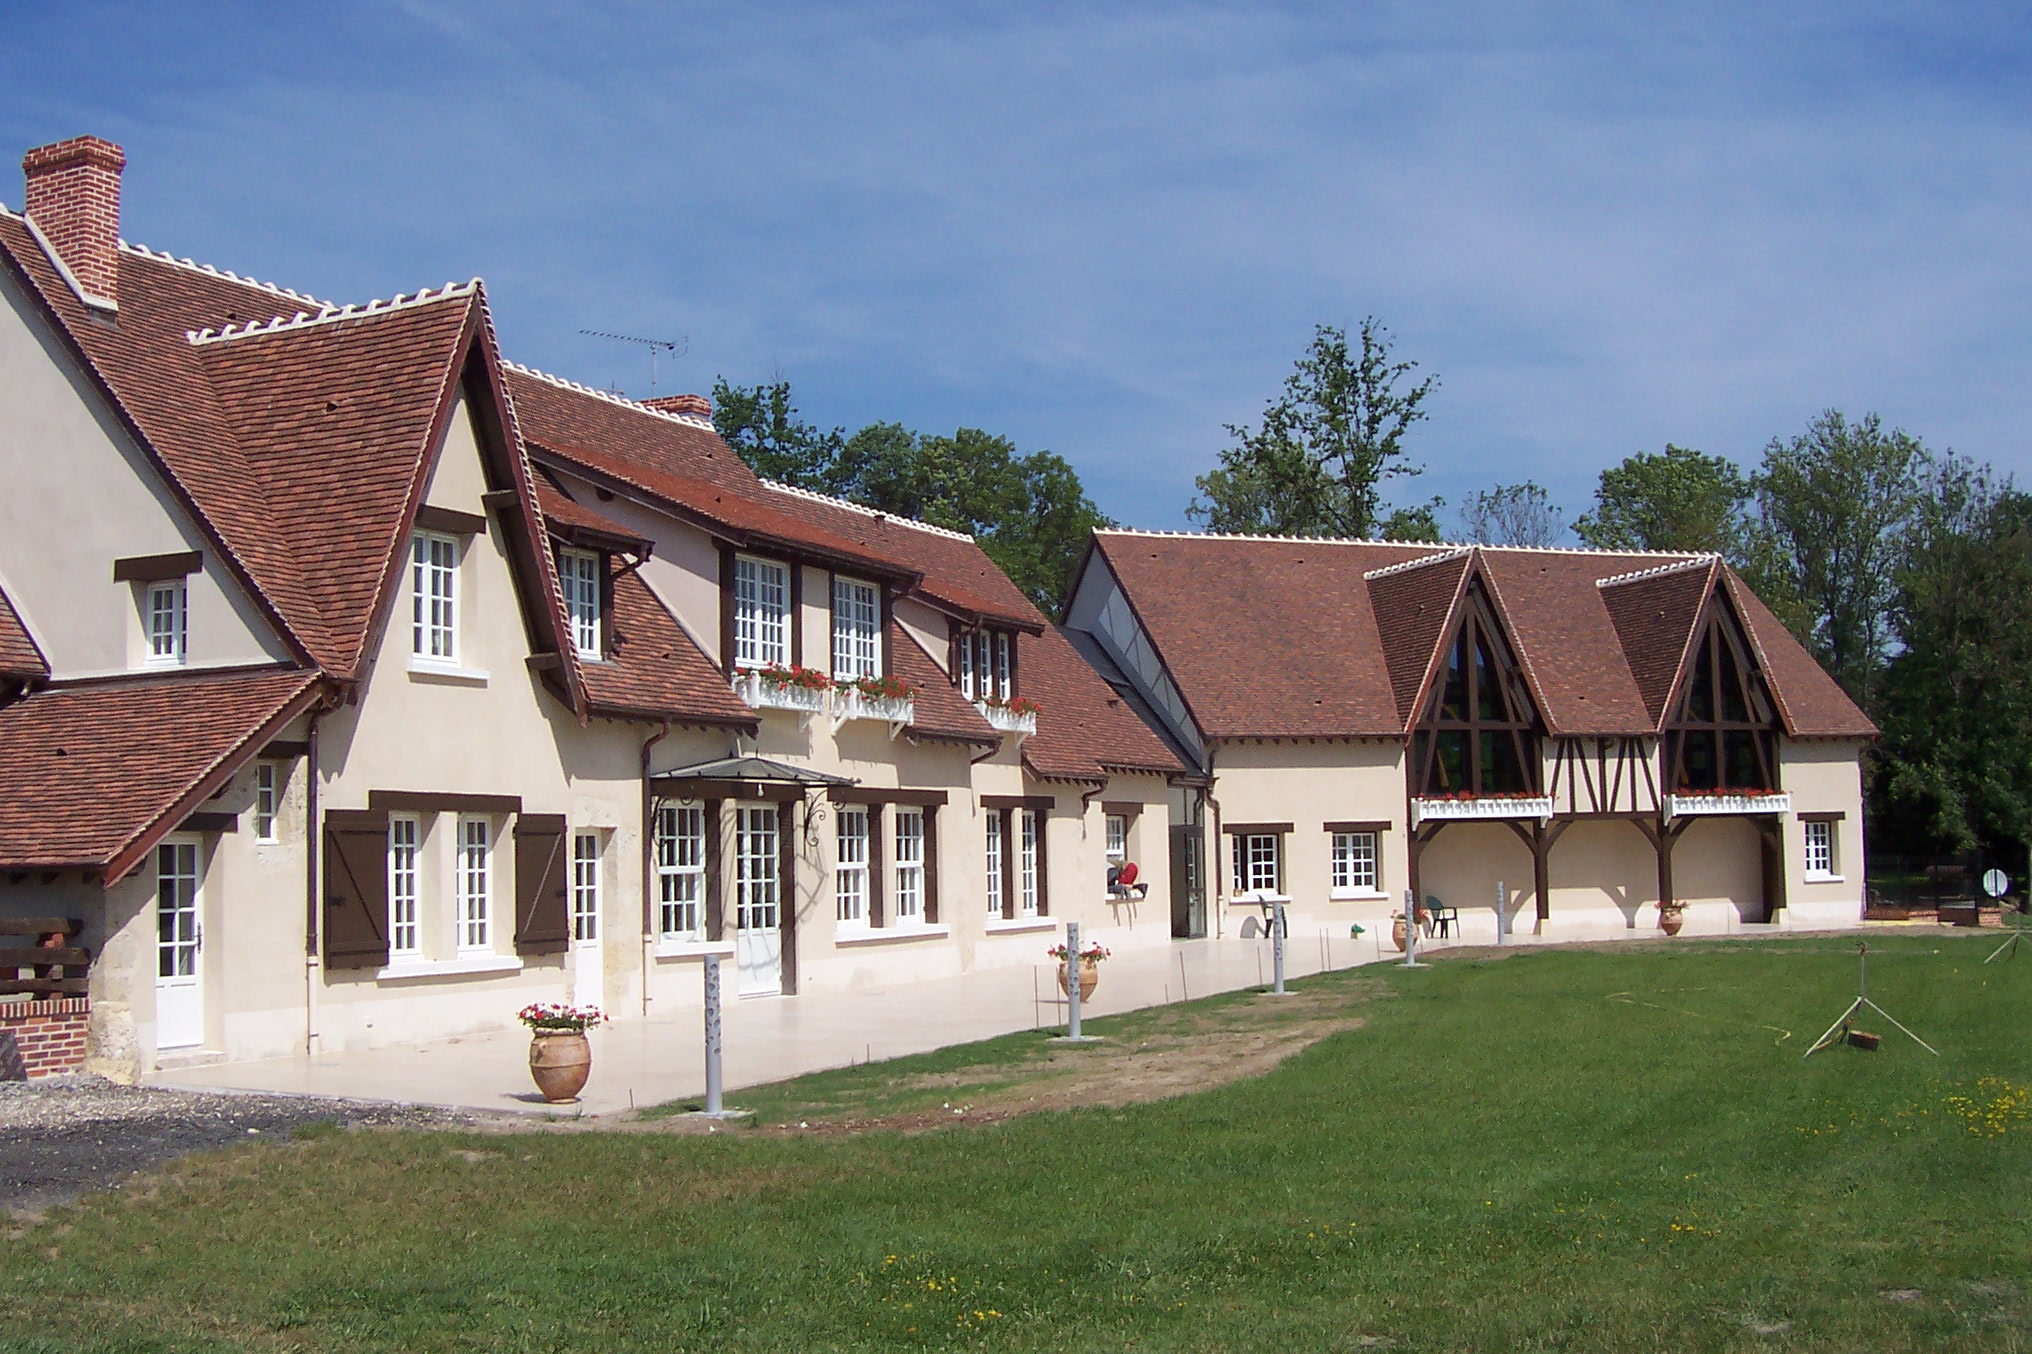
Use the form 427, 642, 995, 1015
834, 689, 917, 726
1409, 795, 1554, 828
976, 702, 1038, 736
1667, 792, 1791, 818
731, 671, 828, 716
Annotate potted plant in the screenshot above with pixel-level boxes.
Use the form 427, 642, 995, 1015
518, 1002, 607, 1103
1658, 900, 1686, 937
1046, 941, 1109, 1002
980, 694, 1042, 716
753, 663, 832, 692
852, 674, 919, 702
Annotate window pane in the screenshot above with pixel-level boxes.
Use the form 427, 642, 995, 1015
735, 558, 788, 667
1020, 809, 1039, 915
459, 818, 490, 949
388, 818, 419, 956
572, 832, 600, 942
1687, 637, 1716, 721
1440, 632, 1468, 719
836, 806, 868, 924
737, 805, 780, 929
832, 578, 880, 681
562, 550, 602, 658
895, 808, 924, 920
1481, 730, 1530, 794
1105, 815, 1126, 862
656, 805, 705, 939
985, 813, 1004, 915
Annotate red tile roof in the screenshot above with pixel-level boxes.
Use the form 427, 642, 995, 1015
1021, 624, 1187, 781
535, 479, 653, 555
577, 570, 758, 728
0, 585, 47, 680
0, 668, 323, 876
890, 627, 999, 746
1090, 532, 1873, 743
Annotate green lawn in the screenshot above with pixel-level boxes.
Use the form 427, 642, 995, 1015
5, 934, 2029, 1352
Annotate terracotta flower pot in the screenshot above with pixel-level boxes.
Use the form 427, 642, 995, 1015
529, 1030, 592, 1103
1057, 957, 1100, 1003
1659, 909, 1685, 937
1391, 915, 1409, 953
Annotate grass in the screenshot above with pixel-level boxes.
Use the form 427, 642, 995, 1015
4, 933, 2029, 1351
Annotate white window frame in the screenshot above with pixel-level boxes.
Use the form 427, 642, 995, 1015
958, 629, 977, 700
571, 831, 601, 943
1802, 819, 1839, 881
1019, 808, 1040, 917
895, 808, 926, 923
560, 548, 603, 660
835, 804, 870, 928
457, 817, 491, 952
254, 761, 280, 843
411, 531, 460, 663
1331, 831, 1380, 898
388, 815, 421, 958
831, 576, 881, 682
734, 555, 790, 668
1233, 833, 1282, 895
656, 804, 705, 942
145, 578, 187, 667
1105, 814, 1128, 864
985, 811, 1004, 916
992, 631, 1011, 702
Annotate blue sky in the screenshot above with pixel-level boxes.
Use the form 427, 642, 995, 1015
3, 2, 2026, 533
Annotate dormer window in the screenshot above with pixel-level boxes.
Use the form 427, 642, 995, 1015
146, 579, 186, 666
831, 576, 881, 681
411, 531, 460, 662
559, 548, 603, 660
955, 627, 1015, 701
1411, 585, 1541, 797
734, 556, 789, 668
1667, 604, 1778, 793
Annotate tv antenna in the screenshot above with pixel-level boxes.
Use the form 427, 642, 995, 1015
580, 329, 686, 398
1803, 941, 1939, 1058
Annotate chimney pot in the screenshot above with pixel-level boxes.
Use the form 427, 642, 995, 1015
641, 393, 713, 418
22, 135, 125, 307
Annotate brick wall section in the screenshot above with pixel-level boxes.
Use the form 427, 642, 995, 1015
22, 135, 124, 303
1, 997, 90, 1078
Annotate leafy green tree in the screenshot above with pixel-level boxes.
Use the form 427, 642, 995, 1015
1875, 457, 2032, 858
1751, 410, 1924, 710
1573, 445, 1752, 556
710, 377, 843, 487
1460, 482, 1566, 548
1380, 499, 1447, 543
1189, 319, 1438, 538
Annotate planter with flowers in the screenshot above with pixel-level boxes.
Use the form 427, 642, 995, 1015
1047, 940, 1109, 1002
976, 694, 1041, 736
836, 673, 919, 727
1658, 900, 1686, 937
518, 1002, 608, 1103
733, 663, 832, 717
1389, 905, 1428, 953
1409, 791, 1554, 828
1665, 788, 1791, 818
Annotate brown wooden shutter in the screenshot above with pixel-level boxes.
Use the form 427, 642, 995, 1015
922, 806, 940, 924
513, 814, 570, 954
323, 809, 390, 969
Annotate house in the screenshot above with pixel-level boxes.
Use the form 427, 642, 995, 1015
0, 136, 1182, 1080
1062, 531, 1875, 943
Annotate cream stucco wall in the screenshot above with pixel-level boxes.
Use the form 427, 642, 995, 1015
0, 264, 288, 678
1781, 739, 1867, 927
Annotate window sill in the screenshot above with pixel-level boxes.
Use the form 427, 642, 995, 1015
836, 925, 950, 947
985, 917, 1057, 935
653, 939, 736, 960
408, 659, 489, 686
1330, 888, 1389, 901
375, 954, 523, 982
1802, 873, 1845, 884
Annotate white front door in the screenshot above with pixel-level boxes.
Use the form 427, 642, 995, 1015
570, 831, 604, 1014
154, 837, 203, 1049
735, 805, 783, 996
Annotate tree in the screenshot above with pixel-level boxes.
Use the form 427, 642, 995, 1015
1573, 445, 1751, 556
1751, 410, 1924, 710
1459, 482, 1566, 548
710, 377, 843, 488
1189, 319, 1438, 538
1380, 499, 1447, 543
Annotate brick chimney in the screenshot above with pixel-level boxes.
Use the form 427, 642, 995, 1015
22, 136, 125, 307
641, 393, 712, 418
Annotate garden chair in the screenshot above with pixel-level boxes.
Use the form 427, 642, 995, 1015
1424, 895, 1459, 939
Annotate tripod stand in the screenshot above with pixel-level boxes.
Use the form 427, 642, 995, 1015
1984, 901, 2029, 964
1804, 941, 1940, 1059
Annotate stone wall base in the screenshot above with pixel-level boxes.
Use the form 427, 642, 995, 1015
0, 997, 91, 1078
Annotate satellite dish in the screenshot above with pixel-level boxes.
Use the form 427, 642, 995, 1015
1982, 869, 2010, 899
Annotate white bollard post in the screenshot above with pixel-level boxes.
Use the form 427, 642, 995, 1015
702, 952, 723, 1115
1496, 879, 1507, 945
1065, 921, 1083, 1040
1402, 889, 1426, 968
1272, 900, 1287, 994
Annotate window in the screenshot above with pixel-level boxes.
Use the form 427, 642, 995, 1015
992, 632, 1011, 702
832, 577, 881, 682
156, 840, 200, 979
895, 808, 925, 922
1803, 820, 1837, 880
1411, 586, 1539, 797
1667, 606, 1779, 794
146, 579, 186, 666
1332, 832, 1378, 895
572, 831, 601, 942
1020, 808, 1040, 916
836, 805, 870, 926
1232, 834, 1282, 894
734, 556, 789, 668
388, 816, 420, 957
985, 812, 1004, 916
560, 549, 602, 659
411, 532, 459, 661
457, 818, 491, 950
956, 629, 1014, 701
254, 762, 280, 843
1105, 814, 1128, 864
736, 805, 780, 933
958, 629, 977, 700
656, 804, 705, 941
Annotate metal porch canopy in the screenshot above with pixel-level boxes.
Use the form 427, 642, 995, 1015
650, 755, 857, 803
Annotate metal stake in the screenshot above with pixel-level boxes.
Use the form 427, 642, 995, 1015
1496, 879, 1507, 945
1271, 900, 1288, 994
703, 953, 724, 1114
1402, 889, 1426, 968
1065, 921, 1084, 1040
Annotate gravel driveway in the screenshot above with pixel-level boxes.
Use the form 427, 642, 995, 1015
1, 1075, 475, 1215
